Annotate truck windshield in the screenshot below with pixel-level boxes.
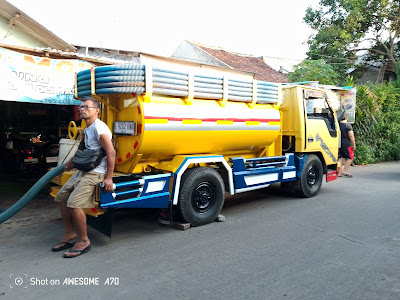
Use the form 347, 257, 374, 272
304, 93, 337, 137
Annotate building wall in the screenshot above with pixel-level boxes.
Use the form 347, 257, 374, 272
262, 56, 298, 73
172, 40, 230, 68
356, 67, 380, 84
0, 16, 46, 48
355, 64, 396, 84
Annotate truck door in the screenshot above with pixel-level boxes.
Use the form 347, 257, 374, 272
303, 89, 339, 165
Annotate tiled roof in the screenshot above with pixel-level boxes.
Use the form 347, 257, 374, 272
194, 43, 288, 83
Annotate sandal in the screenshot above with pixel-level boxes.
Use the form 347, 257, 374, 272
342, 173, 353, 177
51, 241, 76, 252
63, 245, 91, 258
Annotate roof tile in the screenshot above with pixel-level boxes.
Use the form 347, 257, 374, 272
195, 43, 288, 83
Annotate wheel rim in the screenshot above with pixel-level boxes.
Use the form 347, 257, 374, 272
307, 166, 318, 187
192, 182, 215, 214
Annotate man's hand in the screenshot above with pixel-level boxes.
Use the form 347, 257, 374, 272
99, 133, 115, 193
102, 177, 114, 193
64, 158, 73, 171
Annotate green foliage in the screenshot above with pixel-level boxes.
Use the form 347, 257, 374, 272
353, 82, 400, 164
302, 1, 400, 163
304, 0, 400, 76
342, 75, 356, 87
288, 59, 340, 85
354, 142, 374, 165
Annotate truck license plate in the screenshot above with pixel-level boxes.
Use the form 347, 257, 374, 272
113, 121, 136, 136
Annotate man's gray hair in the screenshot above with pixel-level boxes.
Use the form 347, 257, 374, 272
83, 97, 101, 108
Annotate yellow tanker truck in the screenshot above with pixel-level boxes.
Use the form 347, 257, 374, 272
52, 64, 339, 235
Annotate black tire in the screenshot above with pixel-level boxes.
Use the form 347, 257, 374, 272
296, 154, 323, 198
177, 167, 225, 226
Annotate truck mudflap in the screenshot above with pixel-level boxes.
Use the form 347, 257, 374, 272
326, 170, 338, 182
86, 208, 115, 238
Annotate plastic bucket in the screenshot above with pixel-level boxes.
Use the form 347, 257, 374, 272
57, 138, 80, 166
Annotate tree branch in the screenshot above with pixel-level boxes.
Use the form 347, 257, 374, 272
358, 37, 379, 44
350, 48, 387, 56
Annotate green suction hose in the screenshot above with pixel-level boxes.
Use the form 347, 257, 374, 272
0, 164, 65, 224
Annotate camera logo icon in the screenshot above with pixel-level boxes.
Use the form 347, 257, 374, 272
10, 274, 28, 288
15, 277, 24, 285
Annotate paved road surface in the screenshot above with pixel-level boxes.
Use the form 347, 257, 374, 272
1, 161, 400, 299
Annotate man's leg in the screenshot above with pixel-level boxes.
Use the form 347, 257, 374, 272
51, 203, 77, 250
62, 172, 104, 257
52, 172, 82, 250
338, 158, 345, 176
64, 208, 90, 256
343, 158, 352, 174
60, 203, 77, 239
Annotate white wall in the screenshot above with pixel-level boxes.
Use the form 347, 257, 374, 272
172, 41, 230, 68
0, 16, 46, 48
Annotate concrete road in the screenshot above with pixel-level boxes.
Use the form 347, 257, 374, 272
1, 161, 400, 300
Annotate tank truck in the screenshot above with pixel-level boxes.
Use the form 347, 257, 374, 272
50, 64, 339, 236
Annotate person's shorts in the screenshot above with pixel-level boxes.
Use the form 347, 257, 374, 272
54, 171, 105, 208
339, 146, 352, 159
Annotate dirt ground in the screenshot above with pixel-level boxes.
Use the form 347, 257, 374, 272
0, 172, 61, 229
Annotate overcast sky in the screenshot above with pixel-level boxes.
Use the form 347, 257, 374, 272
8, 0, 319, 63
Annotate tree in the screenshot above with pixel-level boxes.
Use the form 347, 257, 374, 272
304, 0, 400, 76
288, 59, 340, 85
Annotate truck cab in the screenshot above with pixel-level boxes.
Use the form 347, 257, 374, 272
280, 85, 339, 196
281, 85, 339, 167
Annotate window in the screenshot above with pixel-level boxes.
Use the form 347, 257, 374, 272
304, 90, 337, 137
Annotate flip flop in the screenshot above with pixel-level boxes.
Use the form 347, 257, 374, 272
51, 241, 76, 252
342, 173, 353, 177
63, 245, 91, 258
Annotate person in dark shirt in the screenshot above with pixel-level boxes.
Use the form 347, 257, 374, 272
338, 113, 356, 177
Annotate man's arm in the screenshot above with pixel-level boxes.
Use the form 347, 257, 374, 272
348, 131, 356, 150
346, 123, 356, 150
99, 134, 116, 193
64, 157, 74, 171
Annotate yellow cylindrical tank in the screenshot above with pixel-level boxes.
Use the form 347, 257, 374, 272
110, 93, 281, 173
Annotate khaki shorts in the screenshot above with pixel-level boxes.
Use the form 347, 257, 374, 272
55, 171, 105, 208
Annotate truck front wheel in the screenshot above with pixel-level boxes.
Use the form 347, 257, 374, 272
297, 154, 323, 198
177, 167, 225, 226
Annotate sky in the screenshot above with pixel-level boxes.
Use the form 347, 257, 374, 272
8, 0, 319, 64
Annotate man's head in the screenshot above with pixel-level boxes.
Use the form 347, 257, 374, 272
78, 98, 100, 121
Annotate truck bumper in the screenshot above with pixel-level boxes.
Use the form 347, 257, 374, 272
100, 173, 172, 209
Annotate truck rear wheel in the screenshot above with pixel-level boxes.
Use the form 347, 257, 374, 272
177, 167, 225, 226
297, 154, 323, 198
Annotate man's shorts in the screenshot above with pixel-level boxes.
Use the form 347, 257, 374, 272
339, 146, 352, 159
54, 171, 105, 208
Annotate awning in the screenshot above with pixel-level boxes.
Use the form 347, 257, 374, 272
0, 47, 93, 105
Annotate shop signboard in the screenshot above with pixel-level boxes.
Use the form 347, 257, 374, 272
339, 87, 356, 123
0, 47, 93, 105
